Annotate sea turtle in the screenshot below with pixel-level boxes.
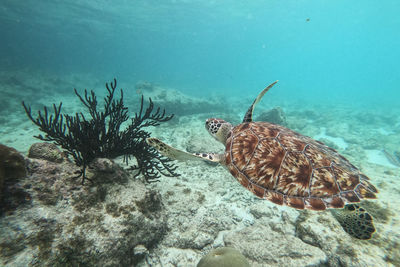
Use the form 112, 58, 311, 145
146, 81, 378, 239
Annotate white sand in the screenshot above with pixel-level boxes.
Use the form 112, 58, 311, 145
366, 149, 400, 168
314, 127, 348, 150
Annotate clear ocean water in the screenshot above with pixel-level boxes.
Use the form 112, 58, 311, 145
1, 1, 399, 266
1, 0, 399, 105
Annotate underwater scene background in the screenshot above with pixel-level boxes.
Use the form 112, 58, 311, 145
0, 1, 399, 266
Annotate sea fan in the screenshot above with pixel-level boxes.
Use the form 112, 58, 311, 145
22, 79, 178, 184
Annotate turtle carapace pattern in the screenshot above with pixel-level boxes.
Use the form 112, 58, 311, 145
146, 81, 378, 239
223, 120, 377, 211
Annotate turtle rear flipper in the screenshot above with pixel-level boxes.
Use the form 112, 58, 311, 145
146, 137, 223, 163
331, 204, 376, 240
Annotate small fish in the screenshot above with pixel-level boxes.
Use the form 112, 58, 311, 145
382, 149, 400, 167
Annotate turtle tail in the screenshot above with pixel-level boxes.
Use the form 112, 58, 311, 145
331, 204, 376, 240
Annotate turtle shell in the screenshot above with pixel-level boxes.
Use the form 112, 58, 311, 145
224, 122, 378, 210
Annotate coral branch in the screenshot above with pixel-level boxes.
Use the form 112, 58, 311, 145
22, 79, 178, 184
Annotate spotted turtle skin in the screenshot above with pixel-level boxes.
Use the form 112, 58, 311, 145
224, 122, 378, 210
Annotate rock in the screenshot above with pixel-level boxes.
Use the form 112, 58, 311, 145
28, 142, 65, 163
0, 144, 26, 182
197, 247, 250, 267
129, 84, 231, 117
142, 247, 199, 267
296, 211, 389, 267
0, 144, 27, 212
249, 202, 299, 236
0, 168, 3, 202
256, 107, 287, 126
224, 223, 327, 267
133, 244, 149, 257
159, 187, 234, 250
135, 81, 155, 93
0, 156, 167, 266
87, 158, 129, 184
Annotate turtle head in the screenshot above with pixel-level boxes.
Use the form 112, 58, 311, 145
205, 118, 233, 144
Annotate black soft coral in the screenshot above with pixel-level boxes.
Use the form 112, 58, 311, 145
23, 79, 178, 184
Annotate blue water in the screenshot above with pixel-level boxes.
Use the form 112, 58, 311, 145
1, 0, 399, 107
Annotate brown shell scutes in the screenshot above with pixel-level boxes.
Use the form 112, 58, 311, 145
225, 122, 378, 211
310, 167, 340, 197
275, 151, 312, 196
242, 138, 284, 189
230, 129, 258, 172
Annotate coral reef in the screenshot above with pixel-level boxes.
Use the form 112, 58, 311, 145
22, 79, 178, 183
0, 145, 167, 266
136, 116, 398, 267
135, 81, 155, 94
0, 144, 26, 182
131, 81, 232, 117
225, 223, 326, 266
1, 72, 399, 266
0, 144, 28, 214
28, 142, 65, 163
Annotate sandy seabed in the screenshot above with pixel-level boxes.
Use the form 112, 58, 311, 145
0, 70, 399, 266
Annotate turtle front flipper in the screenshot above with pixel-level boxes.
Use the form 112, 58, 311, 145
243, 80, 278, 123
146, 138, 223, 163
331, 204, 376, 240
